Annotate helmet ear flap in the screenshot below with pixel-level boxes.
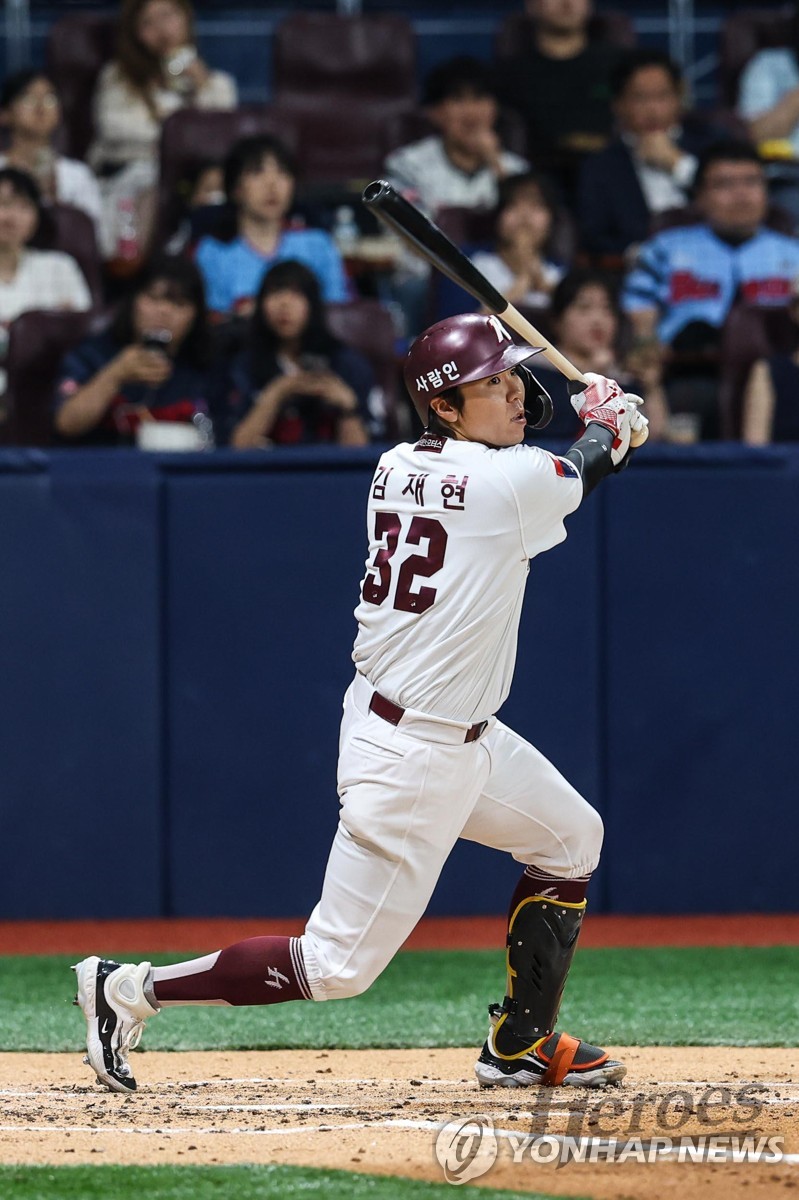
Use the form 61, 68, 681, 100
518, 363, 553, 430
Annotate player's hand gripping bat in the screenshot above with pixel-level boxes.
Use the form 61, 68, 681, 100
362, 179, 648, 447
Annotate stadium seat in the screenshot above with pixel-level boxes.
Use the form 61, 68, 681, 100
45, 13, 117, 161
326, 300, 399, 435
272, 13, 417, 191
495, 10, 636, 60
155, 106, 300, 249
719, 303, 799, 437
273, 13, 416, 114
33, 204, 103, 309
719, 7, 795, 109
2, 310, 92, 446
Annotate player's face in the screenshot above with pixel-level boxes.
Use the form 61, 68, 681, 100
443, 366, 528, 447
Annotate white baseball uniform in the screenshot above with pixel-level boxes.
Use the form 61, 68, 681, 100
300, 434, 604, 1003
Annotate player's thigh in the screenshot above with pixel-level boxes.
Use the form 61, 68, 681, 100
337, 706, 491, 856
459, 719, 603, 875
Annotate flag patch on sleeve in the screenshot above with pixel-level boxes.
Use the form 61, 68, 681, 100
551, 454, 579, 478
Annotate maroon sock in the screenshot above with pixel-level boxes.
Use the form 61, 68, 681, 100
152, 936, 312, 1006
507, 865, 591, 921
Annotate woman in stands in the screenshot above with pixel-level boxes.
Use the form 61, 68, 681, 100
224, 260, 372, 448
54, 254, 212, 445
0, 70, 103, 239
471, 171, 565, 309
0, 167, 91, 394
530, 269, 669, 440
90, 0, 237, 258
195, 135, 349, 317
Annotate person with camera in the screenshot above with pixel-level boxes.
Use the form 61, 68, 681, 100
89, 0, 237, 259
54, 255, 212, 445
225, 260, 373, 448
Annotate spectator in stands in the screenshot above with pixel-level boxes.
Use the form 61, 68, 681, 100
195, 135, 348, 318
224, 261, 371, 449
90, 0, 237, 259
495, 0, 622, 197
165, 158, 226, 252
385, 56, 528, 338
54, 255, 211, 445
0, 70, 103, 239
621, 142, 799, 439
742, 283, 799, 443
471, 172, 565, 309
0, 167, 91, 397
737, 4, 799, 219
385, 57, 528, 217
578, 50, 728, 260
530, 268, 668, 440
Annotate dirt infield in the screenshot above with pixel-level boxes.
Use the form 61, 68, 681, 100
3, 1048, 799, 1198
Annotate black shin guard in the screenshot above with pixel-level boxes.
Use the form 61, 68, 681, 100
492, 896, 586, 1060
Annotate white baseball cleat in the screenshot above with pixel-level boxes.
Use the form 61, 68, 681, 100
72, 956, 159, 1092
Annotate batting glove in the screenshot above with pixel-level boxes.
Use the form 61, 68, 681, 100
569, 373, 648, 467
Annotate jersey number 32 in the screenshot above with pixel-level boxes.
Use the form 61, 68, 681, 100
361, 513, 448, 614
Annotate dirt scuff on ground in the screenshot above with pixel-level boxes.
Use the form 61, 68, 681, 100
2, 1048, 798, 1199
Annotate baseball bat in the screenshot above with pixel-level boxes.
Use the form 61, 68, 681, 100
362, 179, 648, 445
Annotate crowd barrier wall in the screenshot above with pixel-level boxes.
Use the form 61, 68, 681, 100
0, 444, 795, 920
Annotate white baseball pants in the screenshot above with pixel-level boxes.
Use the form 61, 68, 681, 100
301, 672, 603, 1002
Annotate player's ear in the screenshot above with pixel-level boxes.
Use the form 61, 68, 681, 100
429, 393, 460, 425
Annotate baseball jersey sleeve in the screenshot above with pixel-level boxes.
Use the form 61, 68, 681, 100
493, 444, 583, 559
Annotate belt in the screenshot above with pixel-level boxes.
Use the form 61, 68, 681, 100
368, 689, 488, 743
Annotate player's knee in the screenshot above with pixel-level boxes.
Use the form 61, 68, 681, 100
566, 802, 603, 875
317, 965, 379, 1001
541, 800, 603, 877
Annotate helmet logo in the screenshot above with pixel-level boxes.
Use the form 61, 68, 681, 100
487, 315, 512, 344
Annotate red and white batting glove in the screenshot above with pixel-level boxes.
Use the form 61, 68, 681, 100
569, 373, 648, 467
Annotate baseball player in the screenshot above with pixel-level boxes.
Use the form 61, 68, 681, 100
73, 312, 647, 1093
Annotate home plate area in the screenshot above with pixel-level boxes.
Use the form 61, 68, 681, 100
2, 1048, 799, 1199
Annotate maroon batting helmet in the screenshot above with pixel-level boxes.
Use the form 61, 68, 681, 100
404, 312, 551, 429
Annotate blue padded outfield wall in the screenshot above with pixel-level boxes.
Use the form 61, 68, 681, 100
0, 444, 796, 920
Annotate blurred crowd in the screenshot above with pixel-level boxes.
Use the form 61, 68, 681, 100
2, 0, 799, 449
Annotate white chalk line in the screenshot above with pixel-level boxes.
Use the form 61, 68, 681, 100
3, 1119, 799, 1166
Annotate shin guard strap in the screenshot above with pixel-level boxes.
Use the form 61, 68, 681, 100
542, 1033, 581, 1085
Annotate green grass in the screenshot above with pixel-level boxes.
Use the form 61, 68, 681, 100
0, 1166, 587, 1200
3, 946, 799, 1052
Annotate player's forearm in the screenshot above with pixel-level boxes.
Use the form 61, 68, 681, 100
564, 426, 616, 496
